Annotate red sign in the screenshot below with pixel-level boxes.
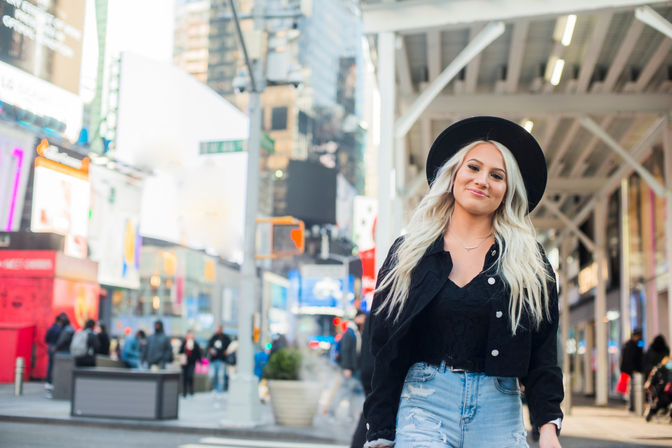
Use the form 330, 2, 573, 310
359, 247, 376, 310
0, 251, 56, 277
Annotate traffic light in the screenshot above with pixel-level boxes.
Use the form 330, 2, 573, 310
256, 216, 304, 258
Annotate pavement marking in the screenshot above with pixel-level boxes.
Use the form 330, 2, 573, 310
179, 437, 349, 448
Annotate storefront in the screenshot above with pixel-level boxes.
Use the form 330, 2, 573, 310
0, 250, 99, 379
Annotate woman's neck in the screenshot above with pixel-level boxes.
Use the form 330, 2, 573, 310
447, 207, 494, 239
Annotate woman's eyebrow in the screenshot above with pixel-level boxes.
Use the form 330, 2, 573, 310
466, 158, 506, 174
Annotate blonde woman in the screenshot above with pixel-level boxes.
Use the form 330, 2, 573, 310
363, 117, 562, 448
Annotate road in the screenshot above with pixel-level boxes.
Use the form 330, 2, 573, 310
1, 421, 670, 448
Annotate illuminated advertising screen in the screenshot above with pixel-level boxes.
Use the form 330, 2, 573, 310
0, 0, 86, 95
30, 159, 90, 258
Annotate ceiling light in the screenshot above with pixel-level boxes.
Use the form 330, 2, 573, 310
550, 59, 565, 86
561, 15, 577, 46
522, 120, 534, 133
635, 6, 672, 40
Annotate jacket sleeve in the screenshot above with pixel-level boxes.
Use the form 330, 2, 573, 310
364, 236, 411, 443
520, 254, 564, 430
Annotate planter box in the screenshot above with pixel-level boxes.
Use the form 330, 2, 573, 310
267, 380, 322, 426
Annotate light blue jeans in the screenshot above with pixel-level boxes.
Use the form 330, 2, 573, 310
395, 362, 528, 448
209, 359, 226, 393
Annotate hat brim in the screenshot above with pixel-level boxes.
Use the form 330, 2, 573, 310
425, 116, 547, 213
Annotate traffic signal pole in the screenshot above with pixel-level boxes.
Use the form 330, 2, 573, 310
225, 0, 264, 425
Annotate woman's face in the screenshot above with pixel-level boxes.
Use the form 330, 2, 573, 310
452, 142, 507, 217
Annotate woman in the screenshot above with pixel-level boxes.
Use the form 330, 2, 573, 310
363, 117, 563, 448
179, 330, 202, 397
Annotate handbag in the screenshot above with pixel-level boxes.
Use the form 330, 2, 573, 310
616, 372, 630, 394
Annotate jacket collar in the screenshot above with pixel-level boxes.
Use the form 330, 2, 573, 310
424, 233, 503, 271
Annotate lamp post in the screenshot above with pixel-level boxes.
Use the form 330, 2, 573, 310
224, 0, 265, 425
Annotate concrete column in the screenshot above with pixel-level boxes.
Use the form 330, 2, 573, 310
394, 136, 406, 234
664, 123, 672, 341
573, 323, 584, 393
620, 178, 631, 343
376, 31, 396, 270
594, 196, 608, 405
584, 321, 595, 395
560, 238, 572, 415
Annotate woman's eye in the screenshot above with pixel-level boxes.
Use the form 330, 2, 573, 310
491, 173, 504, 180
467, 164, 479, 171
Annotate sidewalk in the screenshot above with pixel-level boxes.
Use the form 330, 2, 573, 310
0, 382, 355, 444
3, 382, 672, 446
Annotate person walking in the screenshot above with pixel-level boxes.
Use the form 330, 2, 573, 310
142, 320, 173, 369
328, 312, 365, 421
53, 313, 74, 354
44, 314, 64, 389
207, 325, 231, 394
363, 117, 563, 448
621, 328, 645, 412
121, 330, 146, 368
351, 311, 373, 448
179, 330, 202, 398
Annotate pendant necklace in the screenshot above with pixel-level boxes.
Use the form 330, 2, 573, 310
449, 230, 493, 251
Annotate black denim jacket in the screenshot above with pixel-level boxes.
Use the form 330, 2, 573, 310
364, 236, 564, 442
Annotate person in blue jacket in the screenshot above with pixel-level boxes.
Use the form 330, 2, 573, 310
121, 330, 146, 368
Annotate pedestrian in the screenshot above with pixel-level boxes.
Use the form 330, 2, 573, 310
644, 334, 670, 382
96, 322, 111, 356
44, 314, 64, 389
207, 325, 231, 394
363, 117, 563, 448
621, 328, 645, 412
121, 330, 146, 368
351, 311, 373, 448
328, 312, 365, 420
142, 320, 173, 369
179, 330, 202, 398
71, 319, 101, 367
53, 313, 74, 354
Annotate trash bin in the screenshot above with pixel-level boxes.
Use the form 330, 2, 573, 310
52, 353, 75, 399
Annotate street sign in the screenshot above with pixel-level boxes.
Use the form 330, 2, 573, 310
199, 140, 245, 154
261, 132, 275, 154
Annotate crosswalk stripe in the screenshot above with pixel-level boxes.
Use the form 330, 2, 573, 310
183, 436, 348, 448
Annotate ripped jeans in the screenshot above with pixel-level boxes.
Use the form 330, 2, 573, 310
395, 362, 528, 448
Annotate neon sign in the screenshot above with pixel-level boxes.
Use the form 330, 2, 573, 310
6, 147, 23, 231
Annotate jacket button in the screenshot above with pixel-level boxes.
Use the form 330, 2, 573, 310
366, 423, 370, 430
491, 349, 499, 357
491, 249, 496, 256
488, 277, 496, 285
496, 311, 503, 318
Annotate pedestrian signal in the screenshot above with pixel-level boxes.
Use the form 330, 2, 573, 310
255, 216, 304, 259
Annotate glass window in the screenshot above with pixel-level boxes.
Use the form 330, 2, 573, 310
271, 107, 288, 130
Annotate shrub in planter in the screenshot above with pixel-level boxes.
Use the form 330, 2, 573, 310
263, 348, 321, 426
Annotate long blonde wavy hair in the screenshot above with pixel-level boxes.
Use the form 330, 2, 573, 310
375, 140, 552, 334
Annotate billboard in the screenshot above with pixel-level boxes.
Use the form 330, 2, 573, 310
115, 52, 248, 170
88, 165, 143, 289
30, 156, 90, 258
0, 124, 34, 231
0, 0, 86, 141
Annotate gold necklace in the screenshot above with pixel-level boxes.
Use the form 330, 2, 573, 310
449, 230, 493, 251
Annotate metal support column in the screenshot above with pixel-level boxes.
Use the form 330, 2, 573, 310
394, 136, 406, 234
584, 321, 595, 395
560, 238, 572, 415
664, 123, 672, 341
594, 195, 608, 405
620, 178, 632, 343
376, 31, 396, 269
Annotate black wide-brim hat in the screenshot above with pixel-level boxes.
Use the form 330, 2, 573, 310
426, 116, 547, 213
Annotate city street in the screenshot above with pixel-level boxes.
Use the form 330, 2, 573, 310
1, 421, 671, 448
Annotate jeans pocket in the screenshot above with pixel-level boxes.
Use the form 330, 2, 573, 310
404, 362, 437, 383
493, 376, 520, 395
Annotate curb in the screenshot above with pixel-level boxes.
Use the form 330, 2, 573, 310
0, 414, 346, 444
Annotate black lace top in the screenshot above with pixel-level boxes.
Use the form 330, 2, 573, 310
411, 274, 491, 372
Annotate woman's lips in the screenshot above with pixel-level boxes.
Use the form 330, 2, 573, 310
467, 188, 488, 198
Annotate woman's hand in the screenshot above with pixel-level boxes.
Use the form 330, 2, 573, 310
538, 423, 561, 448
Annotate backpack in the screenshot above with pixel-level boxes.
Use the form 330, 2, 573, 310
70, 329, 90, 357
